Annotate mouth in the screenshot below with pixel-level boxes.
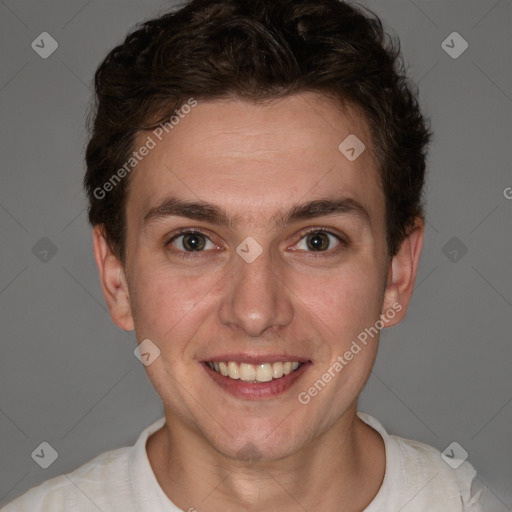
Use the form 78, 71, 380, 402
206, 360, 303, 382
202, 357, 311, 399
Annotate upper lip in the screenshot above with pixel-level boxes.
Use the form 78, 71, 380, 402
203, 354, 310, 365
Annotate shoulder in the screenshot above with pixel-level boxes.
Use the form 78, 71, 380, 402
2, 447, 133, 512
3, 416, 167, 512
394, 435, 483, 510
358, 412, 484, 511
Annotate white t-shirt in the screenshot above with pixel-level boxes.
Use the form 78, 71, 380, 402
3, 412, 484, 511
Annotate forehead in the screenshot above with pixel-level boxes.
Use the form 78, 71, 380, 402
126, 92, 384, 228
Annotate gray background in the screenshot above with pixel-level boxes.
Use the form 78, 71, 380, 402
0, 0, 510, 509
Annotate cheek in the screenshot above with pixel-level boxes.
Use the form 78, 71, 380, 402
129, 264, 220, 344
292, 267, 383, 411
289, 263, 384, 340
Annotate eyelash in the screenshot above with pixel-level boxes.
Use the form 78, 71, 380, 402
166, 227, 348, 258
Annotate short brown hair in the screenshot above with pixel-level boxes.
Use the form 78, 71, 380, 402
84, 0, 432, 263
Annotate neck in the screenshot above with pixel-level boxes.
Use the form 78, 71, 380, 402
147, 406, 385, 512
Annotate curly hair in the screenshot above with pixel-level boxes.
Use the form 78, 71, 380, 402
84, 0, 432, 264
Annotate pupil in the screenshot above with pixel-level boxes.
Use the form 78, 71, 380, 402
307, 233, 328, 251
184, 233, 205, 251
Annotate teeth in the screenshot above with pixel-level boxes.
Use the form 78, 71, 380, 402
228, 361, 240, 379
256, 363, 273, 382
240, 363, 256, 381
272, 362, 284, 379
208, 360, 303, 382
219, 361, 229, 376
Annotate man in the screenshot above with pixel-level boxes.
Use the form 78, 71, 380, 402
4, 0, 484, 510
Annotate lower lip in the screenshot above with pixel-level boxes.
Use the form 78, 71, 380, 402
202, 362, 311, 400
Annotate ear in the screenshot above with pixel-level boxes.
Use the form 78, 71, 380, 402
93, 225, 135, 331
381, 218, 425, 327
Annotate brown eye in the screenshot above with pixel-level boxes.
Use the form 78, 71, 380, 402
306, 232, 331, 251
295, 231, 341, 252
170, 232, 214, 252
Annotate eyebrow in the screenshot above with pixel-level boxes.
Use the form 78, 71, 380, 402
143, 196, 371, 229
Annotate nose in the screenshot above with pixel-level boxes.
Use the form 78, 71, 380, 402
218, 246, 294, 337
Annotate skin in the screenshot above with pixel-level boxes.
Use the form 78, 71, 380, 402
93, 92, 424, 512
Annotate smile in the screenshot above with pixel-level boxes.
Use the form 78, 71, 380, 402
206, 360, 303, 383
202, 354, 311, 399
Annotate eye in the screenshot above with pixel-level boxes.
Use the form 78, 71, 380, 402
169, 231, 216, 252
294, 230, 343, 252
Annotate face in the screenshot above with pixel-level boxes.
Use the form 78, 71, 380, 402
95, 92, 423, 461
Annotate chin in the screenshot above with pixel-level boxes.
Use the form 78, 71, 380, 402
202, 415, 317, 464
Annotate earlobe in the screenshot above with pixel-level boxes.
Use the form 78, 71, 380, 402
93, 225, 135, 331
381, 218, 425, 327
